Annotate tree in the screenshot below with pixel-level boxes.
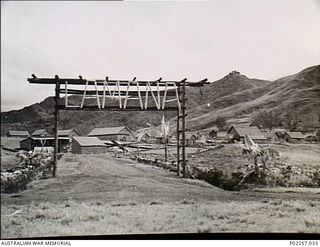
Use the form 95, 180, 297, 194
283, 110, 299, 131
215, 116, 227, 131
251, 110, 281, 131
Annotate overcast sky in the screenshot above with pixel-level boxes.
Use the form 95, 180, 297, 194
1, 0, 320, 112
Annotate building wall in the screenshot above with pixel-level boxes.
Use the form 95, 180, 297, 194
97, 134, 130, 141
209, 131, 217, 138
119, 128, 133, 138
270, 136, 280, 143
186, 136, 197, 147
81, 146, 108, 154
20, 138, 69, 152
71, 141, 107, 154
7, 133, 29, 138
139, 134, 150, 143
284, 134, 292, 143
284, 135, 302, 143
156, 137, 166, 144
252, 138, 267, 144
89, 128, 134, 141
20, 139, 32, 151
58, 139, 71, 153
68, 131, 79, 138
71, 141, 82, 154
228, 127, 240, 141
34, 131, 51, 137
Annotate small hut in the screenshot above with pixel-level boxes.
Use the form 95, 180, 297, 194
185, 133, 198, 147
208, 127, 219, 139
265, 132, 281, 143
283, 132, 305, 143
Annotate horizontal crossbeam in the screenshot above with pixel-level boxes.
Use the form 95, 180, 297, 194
58, 105, 180, 111
28, 76, 209, 87
60, 89, 178, 97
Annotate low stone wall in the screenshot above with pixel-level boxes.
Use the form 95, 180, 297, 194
1, 155, 53, 193
130, 155, 178, 173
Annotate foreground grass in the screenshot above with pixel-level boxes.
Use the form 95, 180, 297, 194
1, 198, 319, 238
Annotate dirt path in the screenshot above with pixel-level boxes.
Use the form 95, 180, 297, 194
1, 154, 320, 237
1, 154, 234, 205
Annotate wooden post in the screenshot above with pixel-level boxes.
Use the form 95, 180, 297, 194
53, 75, 60, 178
176, 84, 181, 176
181, 81, 187, 178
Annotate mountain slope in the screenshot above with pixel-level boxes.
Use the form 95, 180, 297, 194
1, 65, 319, 135
185, 65, 320, 131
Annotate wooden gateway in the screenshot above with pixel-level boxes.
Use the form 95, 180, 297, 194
28, 74, 209, 177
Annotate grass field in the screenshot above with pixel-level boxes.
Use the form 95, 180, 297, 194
186, 143, 320, 189
2, 197, 320, 238
1, 153, 320, 238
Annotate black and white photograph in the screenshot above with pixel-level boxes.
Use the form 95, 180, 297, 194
1, 0, 320, 240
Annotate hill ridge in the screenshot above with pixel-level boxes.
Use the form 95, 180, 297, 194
1, 65, 319, 135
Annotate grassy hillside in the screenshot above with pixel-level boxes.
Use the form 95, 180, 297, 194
1, 65, 319, 135
184, 65, 320, 132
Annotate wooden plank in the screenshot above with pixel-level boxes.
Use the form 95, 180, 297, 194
65, 81, 68, 107
80, 81, 88, 108
28, 77, 209, 87
94, 81, 101, 109
59, 105, 179, 111
123, 81, 131, 109
60, 89, 178, 97
136, 81, 143, 109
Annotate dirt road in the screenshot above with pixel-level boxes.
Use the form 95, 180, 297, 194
1, 153, 234, 205
1, 154, 320, 238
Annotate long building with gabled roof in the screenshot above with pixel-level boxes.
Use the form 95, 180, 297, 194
6, 130, 30, 138
227, 125, 267, 143
72, 136, 108, 154
88, 126, 134, 141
